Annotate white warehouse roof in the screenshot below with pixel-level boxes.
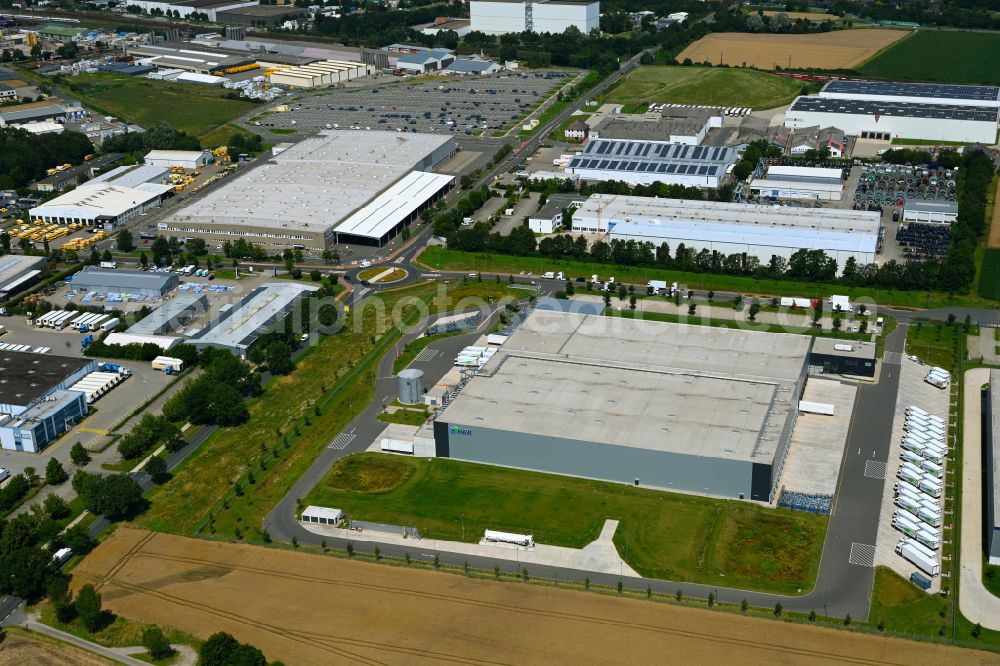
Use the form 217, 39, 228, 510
29, 184, 163, 221
144, 149, 207, 163
334, 171, 453, 241
765, 165, 842, 182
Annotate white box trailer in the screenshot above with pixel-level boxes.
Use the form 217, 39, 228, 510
52, 547, 73, 566
894, 480, 923, 497
88, 315, 111, 331
894, 508, 921, 525
916, 530, 941, 550
380, 438, 414, 455
53, 311, 76, 330
893, 516, 921, 538
99, 317, 120, 333
69, 312, 90, 328
898, 467, 922, 485
917, 507, 941, 527
484, 530, 534, 547
920, 459, 943, 478
901, 450, 923, 465
896, 539, 940, 576
895, 495, 921, 514
151, 356, 184, 372
918, 478, 942, 498
919, 448, 945, 465
906, 405, 929, 416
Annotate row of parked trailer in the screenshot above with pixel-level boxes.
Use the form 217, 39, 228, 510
893, 405, 947, 578
67, 368, 130, 404
30, 310, 119, 333
925, 366, 951, 389
454, 345, 497, 368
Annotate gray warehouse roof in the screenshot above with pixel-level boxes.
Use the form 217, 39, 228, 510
811, 338, 876, 361
127, 292, 208, 335
69, 268, 178, 293
903, 198, 958, 216
569, 140, 737, 179
991, 369, 1000, 531
789, 96, 1000, 122
441, 310, 811, 463
0, 255, 47, 287
0, 350, 92, 406
189, 282, 318, 352
822, 80, 1000, 103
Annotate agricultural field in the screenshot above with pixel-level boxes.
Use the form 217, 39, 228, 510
0, 630, 110, 666
72, 528, 988, 665
859, 30, 1000, 85
605, 66, 805, 110
676, 29, 907, 70
304, 453, 828, 593
54, 72, 256, 138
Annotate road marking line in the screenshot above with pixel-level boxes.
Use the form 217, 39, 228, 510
883, 351, 902, 365
328, 433, 356, 450
848, 542, 876, 568
414, 348, 439, 363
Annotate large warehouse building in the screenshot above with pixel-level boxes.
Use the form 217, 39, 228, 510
470, 0, 599, 34
29, 183, 168, 228
69, 268, 179, 299
160, 131, 456, 251
428, 309, 812, 501
565, 140, 737, 188
0, 255, 47, 301
785, 96, 999, 144
188, 282, 318, 357
818, 80, 1000, 109
572, 194, 879, 268
0, 350, 96, 452
987, 370, 1000, 565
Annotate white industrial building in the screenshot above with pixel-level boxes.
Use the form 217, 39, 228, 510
188, 282, 318, 357
470, 0, 599, 34
902, 199, 958, 224
748, 165, 845, 202
573, 194, 880, 269
144, 150, 211, 170
565, 139, 737, 188
125, 0, 258, 21
159, 131, 456, 250
29, 183, 167, 228
785, 96, 999, 144
266, 60, 371, 89
819, 80, 1000, 109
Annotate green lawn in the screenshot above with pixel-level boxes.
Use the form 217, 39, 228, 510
905, 320, 961, 372
418, 246, 991, 310
859, 30, 1000, 85
604, 65, 804, 110
54, 73, 256, 138
304, 453, 828, 594
137, 281, 525, 538
979, 249, 1000, 301
377, 407, 430, 426
869, 567, 948, 637
608, 307, 870, 341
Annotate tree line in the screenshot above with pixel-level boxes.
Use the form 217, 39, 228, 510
0, 127, 93, 190
445, 148, 994, 294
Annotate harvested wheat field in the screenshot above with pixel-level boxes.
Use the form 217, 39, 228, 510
677, 30, 907, 70
72, 528, 994, 665
0, 631, 111, 666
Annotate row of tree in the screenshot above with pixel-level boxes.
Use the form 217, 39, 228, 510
0, 127, 94, 190
162, 347, 259, 426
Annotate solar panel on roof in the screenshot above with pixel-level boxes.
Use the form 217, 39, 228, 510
698, 165, 709, 175
824, 79, 1000, 102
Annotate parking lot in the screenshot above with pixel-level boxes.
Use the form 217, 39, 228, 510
258, 71, 571, 136
873, 355, 953, 593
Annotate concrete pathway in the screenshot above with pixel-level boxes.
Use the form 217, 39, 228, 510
115, 644, 197, 666
959, 368, 1000, 629
21, 611, 148, 666
970, 332, 1000, 365
302, 518, 639, 577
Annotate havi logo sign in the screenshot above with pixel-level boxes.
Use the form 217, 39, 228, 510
449, 426, 472, 436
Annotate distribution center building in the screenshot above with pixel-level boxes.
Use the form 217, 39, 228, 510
565, 139, 737, 188
0, 255, 47, 301
69, 268, 179, 299
572, 194, 880, 269
748, 165, 845, 202
987, 370, 1000, 565
0, 350, 96, 452
160, 131, 456, 251
470, 0, 599, 34
785, 96, 999, 144
818, 80, 1000, 110
188, 282, 318, 357
428, 309, 812, 501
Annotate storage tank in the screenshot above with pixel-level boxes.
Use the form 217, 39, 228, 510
398, 368, 424, 405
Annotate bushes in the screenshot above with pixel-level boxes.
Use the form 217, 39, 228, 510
117, 414, 181, 460
73, 471, 146, 521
